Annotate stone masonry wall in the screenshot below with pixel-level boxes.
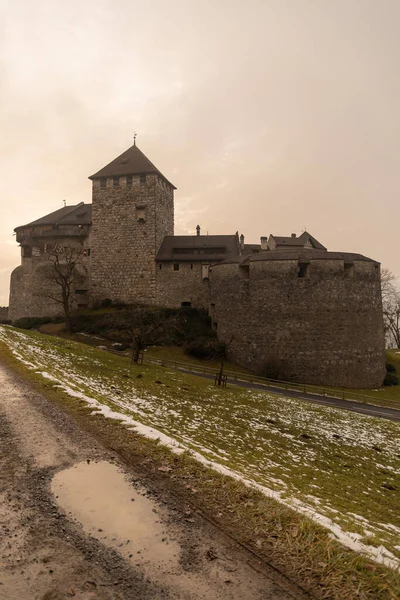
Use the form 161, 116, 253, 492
8, 236, 90, 322
90, 174, 174, 306
0, 307, 9, 322
210, 258, 386, 388
156, 261, 210, 308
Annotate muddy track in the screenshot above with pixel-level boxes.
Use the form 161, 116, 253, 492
0, 361, 308, 600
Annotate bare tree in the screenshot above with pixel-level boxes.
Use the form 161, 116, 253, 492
381, 268, 396, 303
128, 308, 168, 363
381, 268, 400, 348
383, 291, 400, 349
43, 243, 85, 333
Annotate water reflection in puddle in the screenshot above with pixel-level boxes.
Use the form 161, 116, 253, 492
51, 461, 179, 571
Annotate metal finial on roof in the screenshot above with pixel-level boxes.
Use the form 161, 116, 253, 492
63, 199, 66, 207
133, 132, 137, 146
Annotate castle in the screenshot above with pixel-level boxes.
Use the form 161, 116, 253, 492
9, 142, 386, 388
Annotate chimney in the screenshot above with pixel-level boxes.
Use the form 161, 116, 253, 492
291, 233, 296, 238
260, 236, 268, 250
240, 233, 245, 250
196, 225, 201, 236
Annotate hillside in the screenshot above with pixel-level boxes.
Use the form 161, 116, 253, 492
0, 325, 399, 599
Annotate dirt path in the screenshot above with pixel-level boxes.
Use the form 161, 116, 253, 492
0, 362, 307, 600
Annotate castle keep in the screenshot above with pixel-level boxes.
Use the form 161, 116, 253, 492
9, 142, 386, 388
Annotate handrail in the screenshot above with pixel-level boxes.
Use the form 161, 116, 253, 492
139, 354, 399, 407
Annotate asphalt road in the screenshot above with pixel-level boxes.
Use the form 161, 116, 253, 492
176, 368, 400, 423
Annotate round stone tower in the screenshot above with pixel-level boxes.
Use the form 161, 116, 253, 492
210, 250, 386, 388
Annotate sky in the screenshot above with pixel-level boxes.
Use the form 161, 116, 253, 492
1, 0, 399, 305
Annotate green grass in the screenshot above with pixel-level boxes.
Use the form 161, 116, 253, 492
143, 344, 251, 374
1, 324, 400, 599
1, 325, 399, 559
40, 316, 400, 409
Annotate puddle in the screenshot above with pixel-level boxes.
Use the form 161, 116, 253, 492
51, 461, 263, 599
51, 461, 180, 572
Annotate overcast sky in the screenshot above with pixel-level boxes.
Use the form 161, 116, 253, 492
1, 0, 399, 305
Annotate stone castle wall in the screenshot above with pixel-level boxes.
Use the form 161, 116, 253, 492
90, 174, 174, 306
210, 256, 386, 388
156, 261, 210, 308
0, 306, 9, 322
8, 237, 90, 322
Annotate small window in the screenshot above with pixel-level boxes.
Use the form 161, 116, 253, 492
239, 264, 250, 279
344, 263, 354, 279
22, 246, 32, 258
126, 175, 133, 187
212, 322, 218, 330
202, 264, 210, 279
298, 262, 310, 278
100, 178, 106, 189
181, 301, 191, 307
113, 176, 119, 188
173, 263, 179, 271
140, 174, 146, 185
190, 263, 193, 270
159, 263, 162, 270
136, 205, 146, 221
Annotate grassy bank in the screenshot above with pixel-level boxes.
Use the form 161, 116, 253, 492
0, 325, 399, 599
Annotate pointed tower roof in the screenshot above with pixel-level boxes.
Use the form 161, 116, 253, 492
89, 143, 176, 189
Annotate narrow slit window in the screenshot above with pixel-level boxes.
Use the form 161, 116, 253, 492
126, 175, 133, 187
159, 263, 162, 270
173, 263, 179, 271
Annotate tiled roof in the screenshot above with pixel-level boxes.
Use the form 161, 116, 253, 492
15, 203, 92, 230
270, 231, 327, 250
89, 144, 176, 189
156, 235, 239, 262
242, 243, 261, 254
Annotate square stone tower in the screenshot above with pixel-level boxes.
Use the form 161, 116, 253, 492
89, 142, 175, 306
